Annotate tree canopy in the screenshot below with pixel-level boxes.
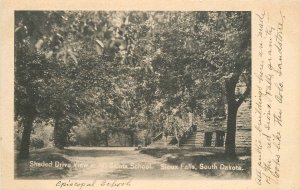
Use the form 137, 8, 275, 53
14, 11, 251, 159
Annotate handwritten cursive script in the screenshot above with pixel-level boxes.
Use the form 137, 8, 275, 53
56, 180, 96, 190
55, 179, 132, 189
254, 10, 285, 186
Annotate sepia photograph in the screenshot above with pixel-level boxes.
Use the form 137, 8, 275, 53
2, 0, 300, 189
13, 11, 252, 180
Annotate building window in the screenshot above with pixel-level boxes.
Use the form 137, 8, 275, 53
215, 131, 225, 147
204, 132, 212, 147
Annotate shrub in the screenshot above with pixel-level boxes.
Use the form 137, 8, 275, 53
30, 137, 45, 149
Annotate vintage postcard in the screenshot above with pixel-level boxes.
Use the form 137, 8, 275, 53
0, 0, 300, 190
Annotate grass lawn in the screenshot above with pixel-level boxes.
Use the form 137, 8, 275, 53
15, 148, 72, 179
140, 147, 251, 179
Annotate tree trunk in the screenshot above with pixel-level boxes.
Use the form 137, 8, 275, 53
18, 114, 35, 159
53, 118, 59, 147
225, 102, 238, 159
54, 117, 64, 149
224, 75, 240, 159
174, 127, 180, 147
105, 131, 109, 147
130, 132, 135, 147
224, 71, 250, 159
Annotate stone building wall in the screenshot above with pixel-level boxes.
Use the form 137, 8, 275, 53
181, 99, 251, 148
235, 99, 251, 147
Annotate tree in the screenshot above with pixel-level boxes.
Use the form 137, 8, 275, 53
14, 11, 127, 157
148, 12, 251, 158
15, 11, 250, 159
14, 37, 51, 158
192, 12, 251, 158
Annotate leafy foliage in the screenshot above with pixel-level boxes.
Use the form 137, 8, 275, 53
14, 11, 251, 158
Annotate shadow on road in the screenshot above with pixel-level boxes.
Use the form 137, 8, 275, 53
64, 146, 136, 157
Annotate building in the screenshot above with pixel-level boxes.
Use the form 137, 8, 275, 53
181, 100, 251, 148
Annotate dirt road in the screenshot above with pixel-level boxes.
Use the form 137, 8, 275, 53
63, 147, 204, 179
